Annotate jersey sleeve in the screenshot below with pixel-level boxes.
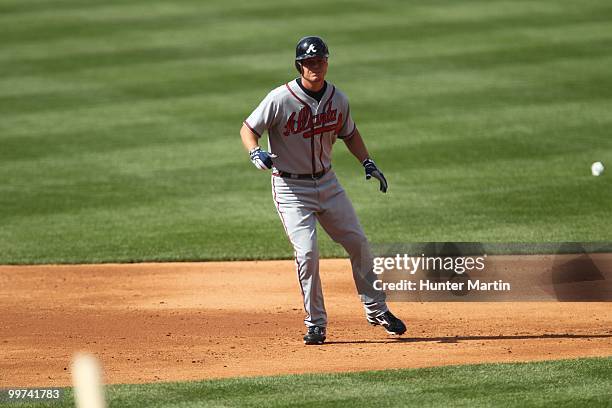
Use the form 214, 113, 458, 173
337, 100, 357, 140
244, 91, 280, 138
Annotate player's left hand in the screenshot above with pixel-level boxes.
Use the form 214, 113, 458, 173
363, 158, 388, 193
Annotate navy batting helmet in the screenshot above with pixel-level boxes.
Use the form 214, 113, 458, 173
295, 36, 329, 73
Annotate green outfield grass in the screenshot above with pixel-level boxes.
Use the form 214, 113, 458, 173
1, 0, 612, 263
13, 357, 612, 407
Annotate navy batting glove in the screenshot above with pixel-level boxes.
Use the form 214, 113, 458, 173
363, 158, 388, 193
249, 146, 275, 171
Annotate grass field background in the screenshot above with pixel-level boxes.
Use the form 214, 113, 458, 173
12, 357, 612, 407
1, 0, 612, 263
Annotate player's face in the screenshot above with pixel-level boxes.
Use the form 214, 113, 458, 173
301, 57, 328, 84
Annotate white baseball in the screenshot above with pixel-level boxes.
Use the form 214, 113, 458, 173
591, 161, 604, 176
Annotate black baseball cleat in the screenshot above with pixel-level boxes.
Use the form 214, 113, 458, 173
368, 311, 407, 335
303, 326, 326, 345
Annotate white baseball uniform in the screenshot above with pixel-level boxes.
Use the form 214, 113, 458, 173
245, 79, 388, 328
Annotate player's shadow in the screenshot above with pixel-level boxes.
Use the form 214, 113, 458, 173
324, 333, 612, 345
548, 243, 610, 301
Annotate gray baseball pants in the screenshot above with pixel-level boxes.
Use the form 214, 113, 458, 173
271, 170, 388, 328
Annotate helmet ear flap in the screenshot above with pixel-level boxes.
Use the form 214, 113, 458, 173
295, 61, 303, 74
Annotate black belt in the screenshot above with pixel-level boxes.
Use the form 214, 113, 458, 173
275, 168, 329, 180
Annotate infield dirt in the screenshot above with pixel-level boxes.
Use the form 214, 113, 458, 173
1, 259, 611, 387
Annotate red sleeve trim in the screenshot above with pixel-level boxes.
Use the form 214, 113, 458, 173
243, 120, 261, 138
338, 104, 351, 139
341, 124, 357, 140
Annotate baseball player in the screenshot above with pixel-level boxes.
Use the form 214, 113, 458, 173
240, 36, 406, 345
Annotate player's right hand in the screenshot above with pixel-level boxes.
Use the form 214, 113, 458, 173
249, 146, 276, 171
